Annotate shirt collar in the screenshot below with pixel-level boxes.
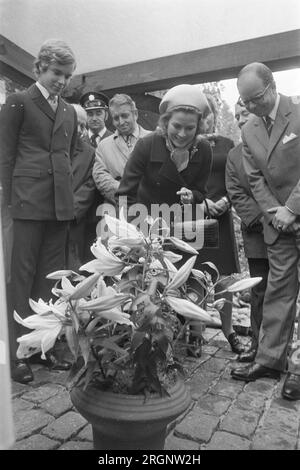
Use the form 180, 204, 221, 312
115, 123, 139, 139
268, 93, 280, 122
35, 81, 52, 100
88, 127, 107, 138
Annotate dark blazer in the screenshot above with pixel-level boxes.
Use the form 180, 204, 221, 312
226, 142, 268, 259
242, 94, 300, 244
116, 132, 212, 209
71, 138, 96, 221
0, 84, 77, 221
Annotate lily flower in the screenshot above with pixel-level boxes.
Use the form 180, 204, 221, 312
80, 238, 126, 276
105, 213, 145, 243
13, 310, 67, 359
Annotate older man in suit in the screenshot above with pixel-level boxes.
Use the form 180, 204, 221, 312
226, 101, 269, 363
230, 62, 300, 401
0, 39, 77, 383
92, 94, 151, 206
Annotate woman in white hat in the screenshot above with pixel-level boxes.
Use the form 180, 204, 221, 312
116, 84, 212, 211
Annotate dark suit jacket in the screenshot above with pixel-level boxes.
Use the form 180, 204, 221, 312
226, 142, 268, 259
84, 129, 113, 223
242, 94, 300, 244
71, 138, 96, 221
116, 132, 212, 210
0, 84, 77, 221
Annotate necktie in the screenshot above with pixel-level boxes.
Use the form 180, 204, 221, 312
48, 95, 58, 112
264, 115, 273, 136
90, 133, 99, 148
123, 135, 133, 149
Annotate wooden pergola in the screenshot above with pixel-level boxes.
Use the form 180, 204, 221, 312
1, 29, 300, 116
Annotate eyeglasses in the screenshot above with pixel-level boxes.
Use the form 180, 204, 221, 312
239, 83, 271, 107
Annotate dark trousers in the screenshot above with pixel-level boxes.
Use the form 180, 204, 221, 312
9, 219, 69, 358
247, 257, 269, 349
256, 235, 300, 371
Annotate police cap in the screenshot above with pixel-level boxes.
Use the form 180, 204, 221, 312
80, 91, 109, 111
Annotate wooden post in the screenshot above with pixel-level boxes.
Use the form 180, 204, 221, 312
0, 185, 15, 449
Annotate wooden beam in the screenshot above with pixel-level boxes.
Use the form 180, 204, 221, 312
0, 35, 35, 82
69, 30, 300, 95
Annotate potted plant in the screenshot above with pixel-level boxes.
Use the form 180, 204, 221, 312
14, 212, 261, 450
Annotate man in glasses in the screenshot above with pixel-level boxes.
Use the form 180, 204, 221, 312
230, 62, 300, 401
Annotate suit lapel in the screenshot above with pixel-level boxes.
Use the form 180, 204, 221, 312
252, 118, 269, 152
28, 84, 55, 121
53, 97, 68, 134
267, 96, 290, 160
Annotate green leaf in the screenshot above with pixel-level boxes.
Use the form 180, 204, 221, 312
65, 325, 79, 360
131, 331, 146, 352
66, 357, 86, 390
83, 360, 99, 390
78, 335, 91, 366
100, 337, 127, 355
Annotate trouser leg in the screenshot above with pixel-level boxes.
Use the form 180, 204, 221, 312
247, 257, 269, 348
255, 235, 299, 371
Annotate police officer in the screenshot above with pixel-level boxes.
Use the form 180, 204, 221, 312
80, 91, 112, 148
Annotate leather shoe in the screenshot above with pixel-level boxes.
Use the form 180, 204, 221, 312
11, 360, 34, 384
281, 373, 300, 400
231, 362, 281, 382
29, 352, 71, 371
227, 332, 245, 354
237, 348, 257, 363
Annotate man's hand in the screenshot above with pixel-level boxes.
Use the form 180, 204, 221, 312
268, 206, 297, 231
205, 198, 224, 217
214, 197, 230, 216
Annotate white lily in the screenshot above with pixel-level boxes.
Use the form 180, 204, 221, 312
165, 296, 212, 322
14, 311, 66, 360
226, 277, 262, 293
163, 251, 182, 264
46, 270, 82, 280
52, 276, 77, 299
80, 238, 126, 276
105, 213, 144, 243
29, 298, 67, 321
93, 308, 134, 326
165, 256, 196, 292
167, 236, 198, 255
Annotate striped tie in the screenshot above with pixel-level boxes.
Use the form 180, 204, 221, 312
264, 115, 273, 136
90, 133, 99, 148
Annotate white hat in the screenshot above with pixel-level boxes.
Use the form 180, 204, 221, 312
159, 84, 209, 115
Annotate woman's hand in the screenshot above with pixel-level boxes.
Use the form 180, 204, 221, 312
176, 187, 194, 204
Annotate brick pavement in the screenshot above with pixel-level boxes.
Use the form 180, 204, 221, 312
10, 328, 300, 450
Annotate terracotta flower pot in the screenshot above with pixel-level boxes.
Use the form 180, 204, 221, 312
70, 380, 191, 450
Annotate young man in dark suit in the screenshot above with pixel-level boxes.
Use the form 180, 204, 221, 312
230, 62, 300, 401
0, 39, 78, 383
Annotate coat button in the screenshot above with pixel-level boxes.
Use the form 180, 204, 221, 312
48, 169, 53, 175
